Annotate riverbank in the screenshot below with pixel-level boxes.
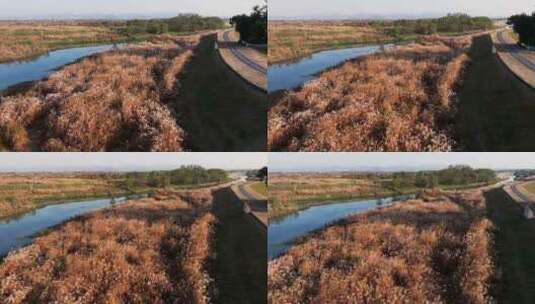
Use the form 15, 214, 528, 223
0, 189, 217, 303
269, 188, 494, 303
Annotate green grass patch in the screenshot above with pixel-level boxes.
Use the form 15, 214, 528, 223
249, 182, 267, 196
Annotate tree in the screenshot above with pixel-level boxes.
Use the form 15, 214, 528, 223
508, 13, 535, 46
230, 3, 267, 44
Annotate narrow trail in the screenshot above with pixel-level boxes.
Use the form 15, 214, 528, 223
175, 34, 267, 152
486, 188, 535, 303
212, 187, 266, 304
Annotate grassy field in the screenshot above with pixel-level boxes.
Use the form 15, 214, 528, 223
521, 181, 535, 195
0, 173, 146, 218
269, 189, 494, 303
0, 189, 217, 303
485, 188, 535, 303
175, 34, 267, 151
456, 34, 535, 151
268, 21, 394, 63
269, 35, 471, 152
0, 34, 200, 152
0, 21, 128, 63
249, 182, 267, 196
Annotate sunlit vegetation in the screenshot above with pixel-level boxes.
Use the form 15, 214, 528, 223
249, 182, 267, 197
0, 166, 228, 218
268, 14, 493, 63
508, 12, 535, 46
269, 36, 472, 151
0, 189, 217, 303
0, 34, 202, 152
268, 189, 494, 303
269, 166, 497, 219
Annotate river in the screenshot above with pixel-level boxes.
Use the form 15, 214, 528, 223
0, 44, 121, 92
268, 44, 391, 93
0, 196, 135, 258
268, 194, 414, 260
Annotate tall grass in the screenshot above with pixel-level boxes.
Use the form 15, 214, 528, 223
0, 189, 216, 303
269, 36, 472, 152
0, 35, 199, 151
268, 189, 494, 303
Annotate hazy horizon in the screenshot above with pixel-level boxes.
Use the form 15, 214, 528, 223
0, 0, 262, 19
270, 153, 535, 172
0, 153, 267, 172
270, 0, 534, 20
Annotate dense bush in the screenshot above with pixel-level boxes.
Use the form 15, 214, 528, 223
508, 12, 535, 46
230, 4, 267, 44
122, 165, 228, 188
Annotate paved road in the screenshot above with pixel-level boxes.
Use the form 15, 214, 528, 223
510, 183, 533, 203
496, 30, 535, 72
222, 30, 267, 75
231, 182, 267, 228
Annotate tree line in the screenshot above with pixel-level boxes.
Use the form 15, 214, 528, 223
124, 14, 225, 35
508, 12, 535, 46
389, 165, 496, 190
380, 14, 493, 37
230, 3, 267, 44
120, 165, 228, 189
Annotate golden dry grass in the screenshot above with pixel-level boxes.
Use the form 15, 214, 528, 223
0, 35, 200, 152
0, 21, 124, 63
0, 189, 216, 304
269, 36, 472, 152
268, 189, 494, 303
268, 21, 391, 63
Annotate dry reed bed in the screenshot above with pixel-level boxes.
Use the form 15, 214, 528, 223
268, 189, 494, 303
0, 189, 216, 304
269, 36, 472, 151
0, 35, 200, 151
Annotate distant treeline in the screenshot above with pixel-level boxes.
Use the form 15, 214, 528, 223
230, 4, 267, 44
121, 165, 228, 188
389, 165, 496, 189
124, 14, 225, 35
508, 12, 535, 46
376, 14, 493, 37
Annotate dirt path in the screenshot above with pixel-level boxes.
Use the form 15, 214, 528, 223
456, 34, 535, 151
175, 34, 267, 152
486, 188, 535, 303
212, 187, 266, 304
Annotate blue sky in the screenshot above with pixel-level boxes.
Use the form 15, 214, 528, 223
0, 153, 267, 172
270, 153, 535, 172
0, 0, 262, 18
270, 0, 534, 19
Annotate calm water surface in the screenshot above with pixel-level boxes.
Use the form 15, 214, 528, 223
268, 44, 390, 93
0, 44, 120, 91
0, 196, 133, 257
268, 194, 414, 260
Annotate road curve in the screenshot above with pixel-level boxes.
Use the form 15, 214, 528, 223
222, 30, 267, 75
496, 30, 535, 72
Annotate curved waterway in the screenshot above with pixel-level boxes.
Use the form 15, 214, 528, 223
268, 194, 414, 260
268, 44, 391, 93
0, 196, 138, 258
0, 44, 121, 92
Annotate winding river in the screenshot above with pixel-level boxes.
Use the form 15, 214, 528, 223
0, 44, 121, 92
268, 194, 414, 260
268, 44, 391, 93
0, 196, 136, 258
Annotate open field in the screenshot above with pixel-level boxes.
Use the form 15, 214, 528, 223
0, 34, 201, 152
0, 167, 229, 218
0, 21, 126, 63
269, 167, 497, 219
0, 189, 217, 303
268, 189, 494, 303
521, 181, 535, 195
269, 35, 472, 151
249, 182, 267, 197
268, 16, 493, 63
456, 35, 535, 151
